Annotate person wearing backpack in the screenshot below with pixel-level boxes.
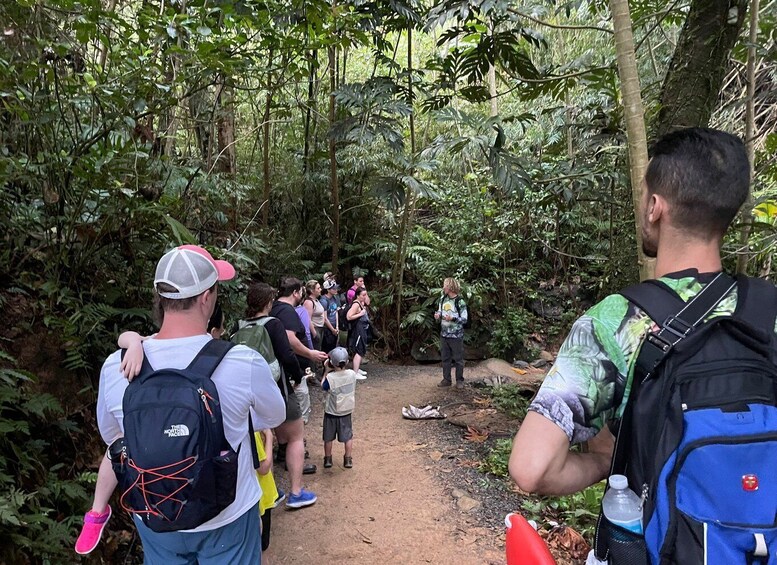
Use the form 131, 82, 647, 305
239, 282, 318, 507
434, 277, 468, 389
96, 245, 285, 564
509, 129, 777, 564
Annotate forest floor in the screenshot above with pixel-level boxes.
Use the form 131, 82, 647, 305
263, 359, 586, 565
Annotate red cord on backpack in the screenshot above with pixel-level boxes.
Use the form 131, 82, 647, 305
120, 456, 198, 522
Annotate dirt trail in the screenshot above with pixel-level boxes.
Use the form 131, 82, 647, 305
264, 362, 505, 565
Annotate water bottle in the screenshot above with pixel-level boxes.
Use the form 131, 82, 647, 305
602, 474, 643, 534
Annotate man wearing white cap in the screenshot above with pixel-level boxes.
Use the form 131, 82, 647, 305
96, 244, 285, 564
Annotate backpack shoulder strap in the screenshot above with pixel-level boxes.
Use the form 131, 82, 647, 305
619, 279, 684, 326
734, 275, 777, 333
186, 339, 236, 380
256, 316, 275, 327
610, 273, 736, 476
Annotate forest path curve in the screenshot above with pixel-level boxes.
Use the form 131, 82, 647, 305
264, 362, 505, 565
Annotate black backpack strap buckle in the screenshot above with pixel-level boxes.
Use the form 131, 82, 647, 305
661, 315, 694, 340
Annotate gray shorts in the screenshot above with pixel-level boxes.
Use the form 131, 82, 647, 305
284, 392, 303, 423
323, 413, 353, 442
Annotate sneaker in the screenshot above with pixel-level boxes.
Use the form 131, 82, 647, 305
286, 488, 317, 509
437, 379, 452, 387
344, 456, 353, 469
455, 381, 464, 389
303, 463, 317, 474
272, 490, 286, 509
75, 505, 112, 555
324, 456, 333, 468
357, 369, 367, 376
355, 372, 367, 381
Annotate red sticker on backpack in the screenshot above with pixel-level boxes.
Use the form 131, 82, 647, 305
742, 474, 759, 491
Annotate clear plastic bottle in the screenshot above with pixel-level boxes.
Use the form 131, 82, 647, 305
602, 474, 643, 534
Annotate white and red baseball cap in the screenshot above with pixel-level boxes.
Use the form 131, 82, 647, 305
154, 244, 235, 299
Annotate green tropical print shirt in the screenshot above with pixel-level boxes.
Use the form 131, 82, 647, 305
528, 271, 773, 444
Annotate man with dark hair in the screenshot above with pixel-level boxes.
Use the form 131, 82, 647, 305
97, 245, 285, 563
270, 276, 328, 479
509, 128, 753, 495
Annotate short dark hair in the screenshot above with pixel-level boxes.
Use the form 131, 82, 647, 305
246, 282, 276, 316
208, 302, 224, 333
645, 128, 749, 237
153, 282, 201, 324
278, 276, 303, 298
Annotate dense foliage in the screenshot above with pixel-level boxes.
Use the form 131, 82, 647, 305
1, 0, 776, 558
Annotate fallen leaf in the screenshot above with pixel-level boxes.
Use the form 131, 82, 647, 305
511, 367, 527, 375
458, 459, 481, 468
430, 450, 444, 461
546, 525, 590, 560
464, 425, 489, 443
473, 397, 491, 406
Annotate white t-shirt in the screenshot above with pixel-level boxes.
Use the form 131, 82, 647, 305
96, 335, 285, 532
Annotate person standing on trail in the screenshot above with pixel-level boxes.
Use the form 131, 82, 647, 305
434, 277, 468, 388
346, 287, 370, 379
509, 129, 777, 564
239, 282, 318, 508
96, 245, 285, 563
319, 279, 341, 353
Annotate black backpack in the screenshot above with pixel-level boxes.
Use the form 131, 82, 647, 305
114, 339, 239, 532
595, 274, 777, 564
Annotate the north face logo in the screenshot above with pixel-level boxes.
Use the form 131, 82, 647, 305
164, 424, 190, 438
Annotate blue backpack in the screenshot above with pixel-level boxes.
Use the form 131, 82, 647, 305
113, 339, 239, 532
595, 273, 777, 564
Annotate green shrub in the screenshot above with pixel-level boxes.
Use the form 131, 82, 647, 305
0, 352, 85, 563
487, 307, 535, 359
480, 438, 513, 477
489, 383, 530, 420
521, 482, 605, 540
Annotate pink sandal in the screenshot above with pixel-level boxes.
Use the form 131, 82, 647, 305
75, 504, 111, 555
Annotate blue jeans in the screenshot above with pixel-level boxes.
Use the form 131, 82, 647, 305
134, 503, 261, 565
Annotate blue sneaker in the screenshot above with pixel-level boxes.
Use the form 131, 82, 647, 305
273, 489, 286, 509
286, 488, 317, 509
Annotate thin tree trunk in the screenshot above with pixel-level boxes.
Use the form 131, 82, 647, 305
262, 49, 275, 227
736, 0, 760, 274
98, 0, 118, 70
329, 40, 340, 271
393, 26, 418, 338
215, 82, 236, 176
303, 50, 317, 176
610, 0, 653, 280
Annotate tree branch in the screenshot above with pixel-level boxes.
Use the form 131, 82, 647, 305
508, 8, 613, 34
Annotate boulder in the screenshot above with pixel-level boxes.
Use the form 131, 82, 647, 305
512, 360, 530, 369
531, 359, 549, 368
539, 350, 554, 362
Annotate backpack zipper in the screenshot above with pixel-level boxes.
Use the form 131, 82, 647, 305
197, 388, 217, 423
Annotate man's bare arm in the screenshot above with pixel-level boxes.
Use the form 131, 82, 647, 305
286, 329, 328, 362
509, 411, 612, 495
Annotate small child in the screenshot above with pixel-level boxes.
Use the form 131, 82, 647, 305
254, 428, 282, 552
75, 305, 224, 555
321, 347, 357, 469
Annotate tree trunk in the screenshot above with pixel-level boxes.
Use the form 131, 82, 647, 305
655, 0, 748, 136
736, 0, 760, 274
303, 49, 318, 177
610, 0, 653, 281
262, 49, 275, 227
215, 82, 236, 176
329, 42, 340, 271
